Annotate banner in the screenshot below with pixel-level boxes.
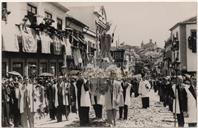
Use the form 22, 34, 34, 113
21, 27, 37, 53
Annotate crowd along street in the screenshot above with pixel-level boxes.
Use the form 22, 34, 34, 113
1, 2, 197, 128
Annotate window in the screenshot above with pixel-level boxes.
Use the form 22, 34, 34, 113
2, 2, 7, 10
2, 2, 7, 21
115, 52, 122, 59
176, 32, 178, 39
27, 4, 37, 25
27, 4, 37, 14
191, 30, 197, 53
172, 34, 175, 41
12, 62, 23, 76
50, 63, 56, 75
191, 30, 196, 37
45, 11, 52, 19
57, 18, 62, 30
28, 62, 37, 77
58, 62, 63, 75
40, 63, 47, 73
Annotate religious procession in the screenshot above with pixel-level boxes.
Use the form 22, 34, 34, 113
1, 2, 197, 128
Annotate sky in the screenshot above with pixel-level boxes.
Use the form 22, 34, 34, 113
63, 2, 196, 48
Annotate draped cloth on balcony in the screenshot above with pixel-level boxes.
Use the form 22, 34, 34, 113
1, 22, 19, 52
65, 38, 72, 56
21, 26, 37, 53
40, 31, 52, 54
53, 36, 62, 55
73, 49, 82, 66
61, 37, 71, 55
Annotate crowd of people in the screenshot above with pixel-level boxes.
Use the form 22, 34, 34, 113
153, 74, 197, 127
1, 70, 197, 128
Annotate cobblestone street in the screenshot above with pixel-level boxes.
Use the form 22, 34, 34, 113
34, 90, 175, 127
116, 90, 174, 127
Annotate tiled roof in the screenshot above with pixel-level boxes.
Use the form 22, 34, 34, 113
182, 16, 197, 24
170, 16, 197, 31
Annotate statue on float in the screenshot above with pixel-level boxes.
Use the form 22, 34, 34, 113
98, 22, 115, 68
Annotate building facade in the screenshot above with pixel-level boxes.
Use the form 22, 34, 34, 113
83, 30, 97, 65
162, 37, 172, 76
65, 15, 89, 70
141, 39, 157, 50
67, 6, 108, 59
110, 48, 125, 68
2, 2, 69, 77
170, 16, 197, 73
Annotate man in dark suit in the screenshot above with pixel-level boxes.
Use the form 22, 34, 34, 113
46, 78, 56, 120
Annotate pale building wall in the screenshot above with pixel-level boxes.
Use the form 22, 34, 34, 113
7, 2, 27, 26
4, 2, 67, 76
68, 6, 96, 32
186, 24, 197, 72
6, 2, 66, 30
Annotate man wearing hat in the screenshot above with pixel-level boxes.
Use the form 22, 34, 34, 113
2, 78, 11, 127
11, 77, 21, 127
46, 77, 56, 120
54, 76, 65, 122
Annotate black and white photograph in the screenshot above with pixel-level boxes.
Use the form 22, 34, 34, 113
1, 1, 197, 128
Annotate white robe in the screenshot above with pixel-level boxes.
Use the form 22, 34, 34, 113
104, 80, 122, 110
139, 79, 151, 97
124, 84, 132, 106
184, 84, 197, 123
19, 83, 35, 113
80, 79, 91, 107
172, 84, 181, 114
55, 82, 67, 108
